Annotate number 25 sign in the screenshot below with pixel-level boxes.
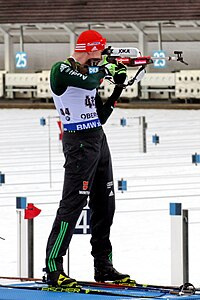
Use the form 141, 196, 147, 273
16, 52, 27, 69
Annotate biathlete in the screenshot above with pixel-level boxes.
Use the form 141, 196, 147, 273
45, 29, 131, 287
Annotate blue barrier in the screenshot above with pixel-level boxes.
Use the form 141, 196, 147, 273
120, 118, 127, 127
152, 134, 159, 145
16, 197, 27, 209
192, 153, 200, 165
40, 117, 46, 126
0, 172, 5, 185
118, 179, 127, 192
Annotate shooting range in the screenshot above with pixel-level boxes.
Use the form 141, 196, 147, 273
1, 1, 200, 299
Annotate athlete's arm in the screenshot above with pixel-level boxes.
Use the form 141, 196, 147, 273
95, 86, 123, 124
50, 61, 105, 95
96, 62, 127, 124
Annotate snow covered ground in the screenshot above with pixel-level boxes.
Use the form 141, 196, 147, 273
1, 107, 200, 286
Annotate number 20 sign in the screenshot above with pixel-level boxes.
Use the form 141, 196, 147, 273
16, 52, 27, 69
153, 50, 166, 68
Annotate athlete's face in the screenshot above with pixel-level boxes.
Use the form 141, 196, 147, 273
87, 50, 102, 60
85, 50, 103, 66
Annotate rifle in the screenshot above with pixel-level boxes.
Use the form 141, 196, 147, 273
101, 46, 188, 87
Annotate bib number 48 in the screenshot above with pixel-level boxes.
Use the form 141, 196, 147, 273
85, 95, 95, 108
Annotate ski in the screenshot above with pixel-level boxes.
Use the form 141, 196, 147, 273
40, 284, 168, 297
78, 280, 196, 296
0, 282, 175, 298
0, 276, 196, 297
78, 279, 177, 290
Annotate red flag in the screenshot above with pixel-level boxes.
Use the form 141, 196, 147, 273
24, 203, 41, 219
57, 120, 63, 140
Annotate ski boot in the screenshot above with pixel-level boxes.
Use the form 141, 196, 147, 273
47, 271, 77, 287
94, 265, 130, 283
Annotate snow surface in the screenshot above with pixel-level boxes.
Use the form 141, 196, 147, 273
1, 107, 200, 286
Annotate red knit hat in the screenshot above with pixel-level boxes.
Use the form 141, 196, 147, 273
75, 30, 106, 52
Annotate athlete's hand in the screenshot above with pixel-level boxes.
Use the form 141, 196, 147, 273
113, 63, 127, 84
99, 55, 117, 77
104, 63, 117, 77
100, 56, 127, 81
100, 54, 110, 66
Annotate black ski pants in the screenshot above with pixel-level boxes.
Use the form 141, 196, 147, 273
46, 128, 115, 273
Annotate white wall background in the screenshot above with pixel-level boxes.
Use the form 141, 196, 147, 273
0, 41, 199, 73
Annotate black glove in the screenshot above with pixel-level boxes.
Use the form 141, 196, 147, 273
113, 63, 127, 84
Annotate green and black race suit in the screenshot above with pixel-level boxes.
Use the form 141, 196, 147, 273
46, 58, 124, 274
50, 58, 123, 130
